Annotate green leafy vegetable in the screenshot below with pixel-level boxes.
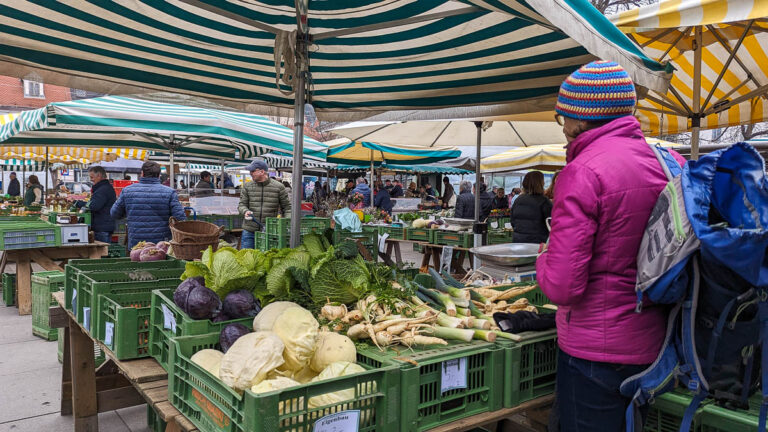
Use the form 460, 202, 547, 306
303, 232, 329, 259
180, 246, 264, 299
310, 256, 370, 304
265, 250, 311, 298
334, 240, 360, 259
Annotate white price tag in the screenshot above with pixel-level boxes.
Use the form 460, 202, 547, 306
104, 322, 114, 347
490, 221, 498, 229
313, 410, 360, 432
71, 289, 77, 315
429, 215, 435, 221
161, 304, 177, 333
504, 223, 512, 229
441, 358, 468, 393
378, 233, 389, 253
83, 307, 91, 332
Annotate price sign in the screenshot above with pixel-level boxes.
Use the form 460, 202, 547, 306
313, 410, 360, 432
161, 304, 177, 333
83, 307, 91, 332
441, 357, 467, 393
504, 222, 513, 229
490, 221, 498, 229
104, 322, 114, 347
71, 289, 77, 316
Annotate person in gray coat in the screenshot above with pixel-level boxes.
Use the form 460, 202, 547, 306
238, 159, 291, 249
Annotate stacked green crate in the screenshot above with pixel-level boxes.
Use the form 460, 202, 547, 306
56, 327, 107, 367
700, 394, 762, 432
0, 220, 60, 250
644, 390, 711, 432
31, 271, 65, 340
95, 292, 153, 359
2, 273, 15, 306
434, 230, 473, 248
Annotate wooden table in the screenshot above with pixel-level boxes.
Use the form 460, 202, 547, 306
1, 242, 108, 315
51, 291, 197, 432
419, 244, 474, 275
51, 291, 551, 432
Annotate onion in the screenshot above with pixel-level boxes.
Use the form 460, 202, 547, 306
130, 248, 143, 262
156, 241, 170, 253
139, 247, 166, 262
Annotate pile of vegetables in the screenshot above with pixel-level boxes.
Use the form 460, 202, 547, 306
129, 241, 170, 262
410, 218, 443, 229
189, 301, 367, 410
173, 276, 261, 321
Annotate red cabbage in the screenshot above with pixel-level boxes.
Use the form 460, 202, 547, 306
219, 323, 250, 353
222, 290, 261, 319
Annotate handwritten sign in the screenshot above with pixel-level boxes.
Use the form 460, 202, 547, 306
104, 322, 115, 347
83, 307, 91, 332
71, 289, 77, 316
161, 304, 177, 333
313, 410, 360, 432
441, 358, 468, 393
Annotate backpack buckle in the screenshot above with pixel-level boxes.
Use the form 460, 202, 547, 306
635, 301, 643, 313
688, 380, 700, 393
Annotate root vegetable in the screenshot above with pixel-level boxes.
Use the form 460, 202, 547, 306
471, 319, 491, 330
399, 335, 448, 347
341, 310, 363, 323
320, 302, 348, 321
472, 330, 497, 342
375, 331, 394, 347
494, 285, 538, 301
422, 326, 474, 342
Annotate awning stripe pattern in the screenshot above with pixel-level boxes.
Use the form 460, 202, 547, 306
0, 96, 327, 162
0, 1, 669, 120
610, 0, 768, 135
326, 140, 461, 166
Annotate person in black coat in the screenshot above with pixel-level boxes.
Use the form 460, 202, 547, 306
493, 188, 509, 210
83, 166, 117, 243
7, 172, 20, 197
390, 180, 404, 198
454, 181, 475, 219
478, 183, 494, 221
441, 177, 455, 208
510, 171, 552, 244
373, 181, 393, 215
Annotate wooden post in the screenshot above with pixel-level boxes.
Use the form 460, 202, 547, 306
69, 318, 99, 431
15, 250, 31, 315
61, 325, 73, 416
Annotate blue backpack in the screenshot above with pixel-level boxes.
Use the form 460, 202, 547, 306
621, 142, 768, 432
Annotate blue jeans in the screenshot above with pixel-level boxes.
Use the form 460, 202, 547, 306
555, 349, 649, 432
93, 231, 112, 243
241, 230, 255, 249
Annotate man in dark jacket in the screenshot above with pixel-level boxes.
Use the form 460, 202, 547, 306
390, 180, 404, 198
238, 159, 291, 249
373, 181, 393, 215
478, 183, 494, 221
83, 166, 116, 243
454, 181, 475, 219
7, 172, 20, 197
194, 171, 214, 197
350, 177, 371, 206
111, 161, 186, 248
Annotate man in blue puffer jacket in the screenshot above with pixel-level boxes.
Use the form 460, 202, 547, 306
111, 161, 186, 248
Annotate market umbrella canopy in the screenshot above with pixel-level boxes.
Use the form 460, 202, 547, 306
481, 137, 682, 172
0, 1, 670, 121
0, 146, 146, 165
326, 138, 461, 167
330, 119, 565, 147
610, 0, 768, 155
261, 153, 336, 172
0, 96, 327, 162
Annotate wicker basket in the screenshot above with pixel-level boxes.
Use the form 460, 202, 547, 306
170, 241, 218, 261
169, 217, 224, 244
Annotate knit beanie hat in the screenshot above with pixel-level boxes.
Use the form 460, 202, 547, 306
555, 60, 636, 122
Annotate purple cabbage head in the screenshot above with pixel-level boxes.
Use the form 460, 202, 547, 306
173, 277, 221, 320
222, 290, 261, 319
219, 323, 251, 353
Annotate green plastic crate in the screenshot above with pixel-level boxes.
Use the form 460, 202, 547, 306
379, 225, 407, 240
70, 268, 185, 333
115, 219, 127, 234
644, 390, 712, 432
487, 231, 513, 245
2, 273, 15, 306
148, 289, 253, 371
31, 271, 65, 340
106, 243, 127, 258
700, 394, 762, 432
333, 229, 376, 256
434, 230, 473, 248
95, 292, 153, 359
500, 331, 557, 408
0, 221, 61, 250
253, 231, 269, 251
48, 211, 91, 226
168, 332, 400, 432
147, 404, 167, 432
203, 214, 232, 230
64, 258, 185, 312
406, 228, 436, 243
413, 243, 424, 253
265, 217, 331, 237
358, 341, 504, 431
57, 327, 107, 367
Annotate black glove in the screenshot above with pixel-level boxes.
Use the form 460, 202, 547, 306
493, 311, 556, 333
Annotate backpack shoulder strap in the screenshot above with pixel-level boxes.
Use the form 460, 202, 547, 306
648, 143, 683, 181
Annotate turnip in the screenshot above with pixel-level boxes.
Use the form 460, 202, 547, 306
156, 241, 170, 253
130, 241, 156, 262
140, 247, 166, 262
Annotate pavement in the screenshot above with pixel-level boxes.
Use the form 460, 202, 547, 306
0, 260, 151, 432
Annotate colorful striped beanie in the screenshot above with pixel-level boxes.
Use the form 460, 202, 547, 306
555, 60, 636, 122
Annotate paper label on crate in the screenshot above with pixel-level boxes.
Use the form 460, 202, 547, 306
104, 322, 114, 347
490, 221, 498, 229
313, 410, 360, 432
504, 222, 512, 229
83, 307, 91, 332
71, 289, 77, 316
441, 357, 468, 393
378, 233, 389, 253
429, 215, 435, 221
161, 304, 177, 333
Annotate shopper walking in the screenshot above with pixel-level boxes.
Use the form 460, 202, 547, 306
441, 177, 455, 208
373, 181, 393, 215
82, 166, 116, 243
478, 183, 493, 221
238, 160, 291, 249
7, 172, 20, 197
111, 161, 186, 248
510, 171, 552, 244
453, 181, 475, 219
536, 61, 686, 432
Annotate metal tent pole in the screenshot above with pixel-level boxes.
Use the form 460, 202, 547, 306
169, 149, 174, 187
473, 121, 482, 269
691, 26, 703, 160
44, 146, 49, 195
290, 28, 308, 248
220, 159, 225, 197
370, 151, 375, 207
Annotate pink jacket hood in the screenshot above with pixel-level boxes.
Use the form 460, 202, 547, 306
536, 115, 685, 365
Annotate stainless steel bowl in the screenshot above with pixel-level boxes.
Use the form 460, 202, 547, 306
470, 243, 540, 266
442, 217, 475, 229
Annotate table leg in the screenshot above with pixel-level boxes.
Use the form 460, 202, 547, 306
0, 251, 8, 275
431, 247, 441, 270
419, 245, 431, 272
16, 250, 31, 315
61, 325, 73, 416
69, 317, 98, 432
394, 242, 402, 265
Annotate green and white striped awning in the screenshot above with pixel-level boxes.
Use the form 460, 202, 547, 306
261, 153, 336, 171
327, 139, 461, 166
0, 159, 87, 170
0, 96, 328, 162
0, 1, 670, 121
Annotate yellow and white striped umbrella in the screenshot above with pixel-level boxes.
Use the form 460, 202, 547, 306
610, 0, 768, 157
481, 138, 681, 173
0, 146, 147, 165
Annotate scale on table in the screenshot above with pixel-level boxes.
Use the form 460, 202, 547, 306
469, 243, 539, 282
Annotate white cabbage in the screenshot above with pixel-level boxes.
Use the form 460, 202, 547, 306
272, 306, 319, 372
190, 349, 224, 378
308, 361, 366, 409
252, 301, 300, 332
310, 332, 356, 373
219, 331, 285, 392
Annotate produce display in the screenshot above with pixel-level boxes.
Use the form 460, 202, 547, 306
130, 241, 170, 262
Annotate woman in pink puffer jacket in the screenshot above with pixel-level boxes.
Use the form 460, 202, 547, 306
536, 61, 685, 432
